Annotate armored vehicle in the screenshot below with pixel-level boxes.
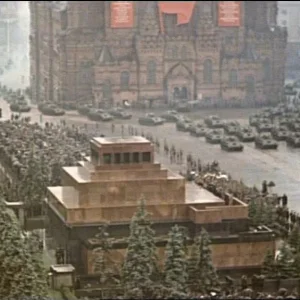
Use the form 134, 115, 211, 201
10, 102, 31, 113
278, 117, 289, 126
176, 120, 192, 132
224, 121, 240, 135
78, 104, 94, 115
287, 118, 300, 132
138, 113, 164, 126
99, 112, 113, 122
40, 104, 65, 116
189, 123, 207, 137
87, 109, 105, 121
204, 115, 224, 128
287, 132, 300, 148
109, 108, 132, 120
235, 126, 255, 142
205, 129, 223, 144
256, 119, 273, 133
249, 114, 261, 127
271, 126, 289, 141
160, 110, 180, 122
220, 136, 244, 152
255, 133, 278, 150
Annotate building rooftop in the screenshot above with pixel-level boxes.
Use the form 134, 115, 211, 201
48, 181, 223, 210
92, 136, 150, 145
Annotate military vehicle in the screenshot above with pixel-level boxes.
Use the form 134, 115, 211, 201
224, 121, 240, 135
189, 123, 207, 137
99, 112, 113, 122
278, 117, 289, 126
160, 110, 180, 122
138, 113, 164, 126
176, 120, 192, 132
249, 114, 261, 127
287, 118, 300, 132
87, 109, 105, 121
40, 104, 65, 116
10, 102, 31, 113
109, 108, 132, 120
286, 132, 300, 148
204, 115, 224, 128
255, 133, 278, 150
205, 129, 223, 144
220, 136, 244, 152
271, 126, 289, 141
235, 126, 255, 142
78, 104, 94, 115
256, 119, 273, 133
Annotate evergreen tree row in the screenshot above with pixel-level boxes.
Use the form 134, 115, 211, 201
93, 199, 219, 299
0, 198, 49, 299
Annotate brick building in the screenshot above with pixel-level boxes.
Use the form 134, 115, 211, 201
46, 136, 275, 275
30, 1, 287, 107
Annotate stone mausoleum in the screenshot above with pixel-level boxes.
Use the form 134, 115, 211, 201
46, 136, 275, 275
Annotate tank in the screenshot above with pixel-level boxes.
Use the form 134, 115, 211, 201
99, 112, 113, 122
249, 114, 261, 126
286, 132, 300, 148
138, 113, 164, 126
235, 126, 255, 142
78, 104, 94, 115
189, 123, 207, 137
10, 103, 31, 113
205, 129, 223, 144
160, 110, 180, 122
287, 118, 300, 132
176, 120, 192, 132
278, 117, 289, 126
109, 108, 132, 120
204, 115, 224, 128
87, 109, 105, 121
220, 136, 243, 152
271, 126, 289, 141
224, 121, 240, 135
255, 119, 273, 133
255, 133, 278, 150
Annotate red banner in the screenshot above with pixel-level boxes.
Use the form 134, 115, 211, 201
111, 1, 134, 28
218, 1, 241, 27
158, 1, 196, 33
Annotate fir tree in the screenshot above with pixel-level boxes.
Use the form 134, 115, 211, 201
0, 200, 48, 299
26, 231, 48, 296
275, 242, 294, 279
261, 249, 276, 278
288, 224, 300, 252
122, 198, 159, 299
248, 199, 258, 226
92, 223, 115, 285
164, 225, 188, 295
193, 228, 219, 292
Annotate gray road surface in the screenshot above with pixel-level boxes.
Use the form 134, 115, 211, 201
1, 100, 300, 211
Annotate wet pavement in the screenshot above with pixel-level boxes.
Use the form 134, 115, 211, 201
1, 99, 300, 211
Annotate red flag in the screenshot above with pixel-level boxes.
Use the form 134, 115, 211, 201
158, 1, 196, 33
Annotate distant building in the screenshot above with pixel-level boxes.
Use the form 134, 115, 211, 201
278, 1, 300, 79
46, 136, 275, 275
30, 1, 286, 107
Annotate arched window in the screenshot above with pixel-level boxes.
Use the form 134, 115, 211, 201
120, 71, 130, 90
245, 75, 255, 95
203, 59, 213, 83
263, 58, 271, 81
229, 69, 238, 87
147, 60, 156, 84
181, 46, 188, 60
172, 45, 178, 59
103, 80, 112, 99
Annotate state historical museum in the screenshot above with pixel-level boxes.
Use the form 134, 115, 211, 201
30, 1, 287, 107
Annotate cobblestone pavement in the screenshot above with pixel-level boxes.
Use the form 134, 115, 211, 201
1, 99, 300, 211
